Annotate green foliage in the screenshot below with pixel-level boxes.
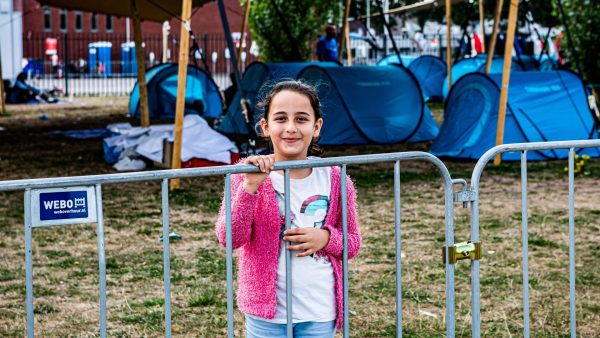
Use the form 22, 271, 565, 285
554, 0, 600, 86
248, 0, 342, 62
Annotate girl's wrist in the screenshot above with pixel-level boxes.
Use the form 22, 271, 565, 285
243, 180, 260, 194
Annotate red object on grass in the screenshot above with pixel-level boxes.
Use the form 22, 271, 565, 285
181, 152, 240, 168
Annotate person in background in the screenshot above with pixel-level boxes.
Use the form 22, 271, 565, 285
316, 24, 338, 62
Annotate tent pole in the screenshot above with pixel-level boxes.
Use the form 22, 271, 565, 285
237, 0, 251, 70
170, 0, 193, 190
338, 0, 352, 63
217, 0, 243, 97
132, 0, 150, 127
445, 0, 452, 90
485, 0, 503, 73
479, 0, 485, 53
493, 0, 518, 166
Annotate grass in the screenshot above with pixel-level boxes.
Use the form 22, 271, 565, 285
0, 100, 599, 337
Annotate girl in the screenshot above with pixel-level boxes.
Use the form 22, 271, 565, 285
216, 81, 361, 337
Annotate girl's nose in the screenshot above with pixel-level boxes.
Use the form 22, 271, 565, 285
285, 121, 298, 133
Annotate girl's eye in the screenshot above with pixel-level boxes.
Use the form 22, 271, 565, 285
296, 117, 309, 122
274, 117, 286, 121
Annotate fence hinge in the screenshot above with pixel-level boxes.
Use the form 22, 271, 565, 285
442, 241, 482, 265
455, 188, 477, 208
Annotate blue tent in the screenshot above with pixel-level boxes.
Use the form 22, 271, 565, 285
442, 54, 524, 99
297, 65, 439, 145
431, 70, 600, 161
407, 55, 447, 102
129, 63, 222, 119
377, 54, 419, 67
218, 62, 340, 136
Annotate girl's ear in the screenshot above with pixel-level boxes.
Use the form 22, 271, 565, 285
313, 118, 323, 138
259, 118, 270, 137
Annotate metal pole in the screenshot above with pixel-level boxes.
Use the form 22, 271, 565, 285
95, 184, 107, 338
394, 161, 402, 337
341, 165, 350, 338
520, 151, 530, 338
284, 169, 293, 338
493, 0, 519, 165
161, 179, 172, 337
25, 189, 34, 338
64, 33, 69, 97
224, 174, 234, 338
568, 148, 577, 338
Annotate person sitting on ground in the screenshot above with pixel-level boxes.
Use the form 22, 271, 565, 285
316, 24, 339, 62
7, 72, 58, 104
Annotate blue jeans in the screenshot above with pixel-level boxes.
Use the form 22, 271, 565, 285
245, 316, 336, 338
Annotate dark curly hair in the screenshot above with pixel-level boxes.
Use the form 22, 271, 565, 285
256, 80, 324, 157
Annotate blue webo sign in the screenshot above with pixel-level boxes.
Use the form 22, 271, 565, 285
40, 191, 88, 220
31, 187, 97, 227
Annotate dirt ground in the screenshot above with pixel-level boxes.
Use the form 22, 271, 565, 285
0, 99, 599, 337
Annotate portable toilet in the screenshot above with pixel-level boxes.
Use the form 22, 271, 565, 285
121, 42, 137, 76
88, 42, 112, 76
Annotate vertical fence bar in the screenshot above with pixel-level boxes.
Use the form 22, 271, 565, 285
394, 161, 402, 337
521, 151, 530, 338
63, 33, 69, 96
284, 169, 293, 338
444, 178, 455, 337
224, 174, 234, 338
162, 179, 172, 337
471, 189, 480, 338
568, 148, 577, 338
24, 189, 34, 338
94, 184, 107, 338
341, 165, 349, 338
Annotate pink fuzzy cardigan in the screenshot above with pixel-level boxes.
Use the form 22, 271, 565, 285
215, 165, 361, 330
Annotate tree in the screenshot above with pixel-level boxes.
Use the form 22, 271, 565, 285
553, 0, 600, 88
248, 0, 342, 62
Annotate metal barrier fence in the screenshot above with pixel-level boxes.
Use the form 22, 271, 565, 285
469, 139, 600, 338
22, 32, 259, 95
0, 151, 458, 338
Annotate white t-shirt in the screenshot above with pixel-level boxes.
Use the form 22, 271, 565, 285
253, 166, 336, 324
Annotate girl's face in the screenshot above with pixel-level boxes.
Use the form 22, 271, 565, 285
260, 90, 323, 162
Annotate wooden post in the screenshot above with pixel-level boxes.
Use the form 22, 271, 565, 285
493, 0, 518, 166
485, 0, 503, 73
345, 20, 352, 66
479, 0, 485, 53
338, 0, 352, 62
132, 1, 150, 127
445, 0, 452, 90
162, 21, 169, 63
170, 0, 193, 190
237, 0, 251, 70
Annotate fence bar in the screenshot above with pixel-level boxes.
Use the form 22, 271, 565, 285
471, 188, 481, 338
394, 161, 402, 337
284, 169, 293, 338
341, 165, 350, 338
568, 148, 577, 338
520, 151, 530, 338
445, 175, 455, 338
95, 184, 107, 338
224, 174, 234, 338
161, 179, 172, 337
24, 189, 34, 338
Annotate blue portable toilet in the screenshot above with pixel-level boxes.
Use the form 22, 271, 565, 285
88, 42, 112, 76
218, 61, 341, 136
297, 65, 439, 145
431, 70, 600, 161
442, 54, 524, 99
129, 63, 222, 120
121, 42, 137, 76
407, 55, 447, 102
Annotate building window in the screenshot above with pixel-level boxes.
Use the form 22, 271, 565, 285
75, 11, 83, 32
43, 6, 52, 32
59, 9, 67, 32
105, 15, 113, 32
90, 13, 97, 32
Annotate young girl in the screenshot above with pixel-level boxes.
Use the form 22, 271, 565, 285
216, 81, 361, 337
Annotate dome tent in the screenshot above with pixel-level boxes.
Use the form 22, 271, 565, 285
431, 70, 600, 161
217, 61, 340, 136
297, 65, 439, 145
129, 63, 222, 120
407, 55, 447, 102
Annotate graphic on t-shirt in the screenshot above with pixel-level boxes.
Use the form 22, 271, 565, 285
300, 195, 329, 228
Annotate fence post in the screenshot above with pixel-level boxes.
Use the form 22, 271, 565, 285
63, 33, 69, 96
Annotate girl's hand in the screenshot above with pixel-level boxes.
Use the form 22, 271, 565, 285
242, 155, 275, 194
283, 228, 330, 257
